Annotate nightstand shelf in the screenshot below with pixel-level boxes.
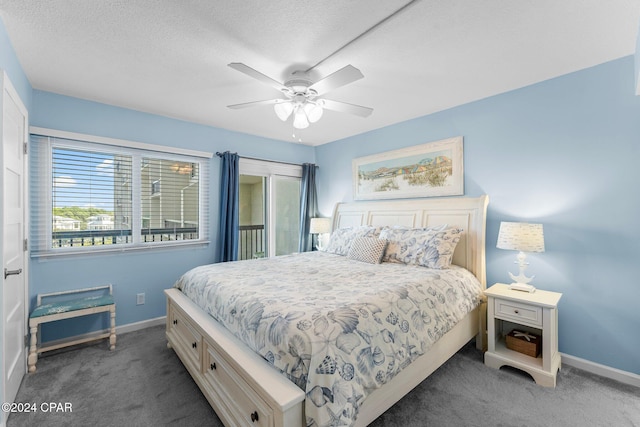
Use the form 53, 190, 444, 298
484, 283, 562, 387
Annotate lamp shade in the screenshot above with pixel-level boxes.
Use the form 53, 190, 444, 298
293, 108, 309, 129
497, 222, 545, 252
309, 217, 331, 234
304, 102, 324, 123
274, 102, 293, 121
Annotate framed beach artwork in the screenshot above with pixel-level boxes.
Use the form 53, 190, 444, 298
352, 136, 463, 200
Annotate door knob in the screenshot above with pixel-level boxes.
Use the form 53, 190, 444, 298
4, 268, 22, 279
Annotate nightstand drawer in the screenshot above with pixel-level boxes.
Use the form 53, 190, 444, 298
494, 299, 542, 327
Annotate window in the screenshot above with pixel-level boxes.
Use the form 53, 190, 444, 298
141, 158, 200, 242
50, 147, 132, 247
30, 129, 211, 256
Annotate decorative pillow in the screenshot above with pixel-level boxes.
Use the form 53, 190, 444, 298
414, 227, 464, 269
323, 226, 380, 256
379, 224, 448, 264
379, 225, 463, 269
347, 237, 388, 264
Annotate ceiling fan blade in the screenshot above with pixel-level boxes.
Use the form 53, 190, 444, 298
228, 63, 287, 93
227, 99, 284, 109
321, 99, 373, 117
308, 65, 364, 96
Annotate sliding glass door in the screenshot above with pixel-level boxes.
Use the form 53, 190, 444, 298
238, 175, 266, 260
273, 176, 300, 256
238, 159, 301, 260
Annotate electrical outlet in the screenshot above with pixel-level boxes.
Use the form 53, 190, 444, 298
136, 293, 145, 305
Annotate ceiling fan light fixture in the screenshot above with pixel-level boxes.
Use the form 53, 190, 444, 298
293, 108, 310, 129
274, 101, 293, 121
228, 63, 372, 129
304, 102, 323, 123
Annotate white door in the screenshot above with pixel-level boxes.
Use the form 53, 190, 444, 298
2, 72, 28, 422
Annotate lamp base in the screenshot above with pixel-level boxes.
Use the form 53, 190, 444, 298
507, 251, 536, 290
315, 233, 328, 251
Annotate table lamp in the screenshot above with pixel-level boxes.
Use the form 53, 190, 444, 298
496, 221, 545, 293
309, 217, 331, 251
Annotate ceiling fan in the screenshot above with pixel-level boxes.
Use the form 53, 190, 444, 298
227, 63, 373, 129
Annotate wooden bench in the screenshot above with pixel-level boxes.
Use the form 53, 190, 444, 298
28, 285, 116, 373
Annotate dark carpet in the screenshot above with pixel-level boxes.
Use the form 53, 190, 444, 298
8, 325, 639, 427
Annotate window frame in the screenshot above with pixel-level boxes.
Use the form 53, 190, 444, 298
30, 127, 212, 258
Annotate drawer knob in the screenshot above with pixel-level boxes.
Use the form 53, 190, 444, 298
251, 411, 259, 422
173, 319, 178, 325
192, 342, 197, 349
514, 310, 519, 314
210, 362, 216, 370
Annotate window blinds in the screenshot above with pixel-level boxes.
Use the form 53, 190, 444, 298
30, 133, 210, 256
140, 157, 200, 242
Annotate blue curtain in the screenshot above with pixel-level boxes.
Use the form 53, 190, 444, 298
217, 151, 239, 262
298, 163, 318, 252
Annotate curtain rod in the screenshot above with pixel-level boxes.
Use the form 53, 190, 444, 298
215, 152, 318, 168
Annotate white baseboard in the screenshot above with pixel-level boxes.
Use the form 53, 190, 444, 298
37, 316, 167, 351
561, 352, 640, 388
116, 316, 166, 334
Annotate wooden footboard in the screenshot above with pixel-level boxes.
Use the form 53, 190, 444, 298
166, 288, 483, 427
165, 288, 305, 427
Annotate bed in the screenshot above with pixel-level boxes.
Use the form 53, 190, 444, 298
165, 195, 488, 427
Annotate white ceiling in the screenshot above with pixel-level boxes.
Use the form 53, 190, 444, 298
1, 0, 639, 146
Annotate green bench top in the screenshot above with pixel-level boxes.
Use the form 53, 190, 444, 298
30, 294, 115, 318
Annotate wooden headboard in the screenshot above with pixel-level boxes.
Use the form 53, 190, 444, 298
331, 195, 489, 288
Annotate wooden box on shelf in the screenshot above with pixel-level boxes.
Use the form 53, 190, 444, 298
505, 329, 541, 358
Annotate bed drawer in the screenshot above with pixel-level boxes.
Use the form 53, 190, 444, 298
494, 298, 542, 327
169, 305, 202, 372
203, 339, 274, 427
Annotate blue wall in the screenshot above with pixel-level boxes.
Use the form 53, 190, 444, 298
315, 56, 640, 375
30, 91, 315, 340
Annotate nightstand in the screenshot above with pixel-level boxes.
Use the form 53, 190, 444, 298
484, 283, 562, 387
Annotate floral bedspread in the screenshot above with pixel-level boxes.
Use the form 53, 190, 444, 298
174, 251, 483, 427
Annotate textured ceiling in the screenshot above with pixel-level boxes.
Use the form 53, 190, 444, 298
1, 0, 639, 145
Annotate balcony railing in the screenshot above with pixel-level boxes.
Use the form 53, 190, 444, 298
239, 225, 265, 260
51, 227, 198, 248
51, 226, 263, 257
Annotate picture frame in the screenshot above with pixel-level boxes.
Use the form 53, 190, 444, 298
352, 136, 463, 200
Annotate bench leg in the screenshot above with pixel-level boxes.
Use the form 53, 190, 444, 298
28, 324, 38, 373
109, 308, 116, 350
